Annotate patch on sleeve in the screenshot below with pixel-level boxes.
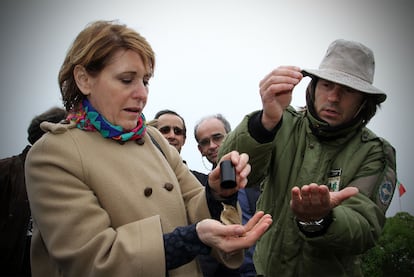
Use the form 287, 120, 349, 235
379, 181, 393, 205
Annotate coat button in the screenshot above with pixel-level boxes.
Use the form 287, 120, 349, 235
136, 138, 145, 145
164, 183, 174, 191
144, 187, 153, 197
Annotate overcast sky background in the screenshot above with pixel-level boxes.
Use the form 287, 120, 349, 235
1, 0, 412, 217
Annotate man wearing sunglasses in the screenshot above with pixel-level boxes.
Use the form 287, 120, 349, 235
152, 109, 187, 153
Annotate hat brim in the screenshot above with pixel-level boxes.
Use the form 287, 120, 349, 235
302, 69, 387, 104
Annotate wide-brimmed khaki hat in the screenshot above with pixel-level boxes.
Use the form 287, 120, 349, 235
302, 39, 386, 104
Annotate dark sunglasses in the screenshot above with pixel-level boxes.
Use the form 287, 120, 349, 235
159, 126, 184, 136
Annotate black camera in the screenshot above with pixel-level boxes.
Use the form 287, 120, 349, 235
220, 160, 236, 189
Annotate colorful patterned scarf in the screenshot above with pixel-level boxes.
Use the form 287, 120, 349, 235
67, 99, 146, 142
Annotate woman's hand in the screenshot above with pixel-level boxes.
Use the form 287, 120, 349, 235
208, 151, 251, 198
196, 211, 272, 253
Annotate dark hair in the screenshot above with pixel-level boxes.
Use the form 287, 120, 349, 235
154, 109, 187, 137
58, 20, 155, 111
194, 114, 231, 142
361, 94, 379, 123
27, 107, 67, 144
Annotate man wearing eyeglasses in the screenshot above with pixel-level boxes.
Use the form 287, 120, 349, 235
194, 114, 260, 277
194, 115, 230, 168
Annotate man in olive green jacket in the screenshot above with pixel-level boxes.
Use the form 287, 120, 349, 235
219, 39, 396, 276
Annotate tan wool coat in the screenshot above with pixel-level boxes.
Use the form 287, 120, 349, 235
25, 121, 242, 277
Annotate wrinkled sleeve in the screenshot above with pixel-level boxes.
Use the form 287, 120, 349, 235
164, 224, 211, 270
299, 138, 397, 255
218, 111, 276, 187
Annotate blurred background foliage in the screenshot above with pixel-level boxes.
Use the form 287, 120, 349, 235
361, 212, 414, 276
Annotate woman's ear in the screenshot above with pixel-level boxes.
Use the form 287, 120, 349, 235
73, 65, 92, 95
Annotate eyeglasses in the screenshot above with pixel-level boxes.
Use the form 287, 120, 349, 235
158, 126, 184, 136
198, 133, 225, 148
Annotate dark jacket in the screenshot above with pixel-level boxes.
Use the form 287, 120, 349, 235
219, 107, 397, 277
0, 146, 32, 276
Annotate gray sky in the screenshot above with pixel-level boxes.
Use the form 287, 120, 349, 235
1, 0, 413, 217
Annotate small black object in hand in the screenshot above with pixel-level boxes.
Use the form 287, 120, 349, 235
220, 160, 236, 189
